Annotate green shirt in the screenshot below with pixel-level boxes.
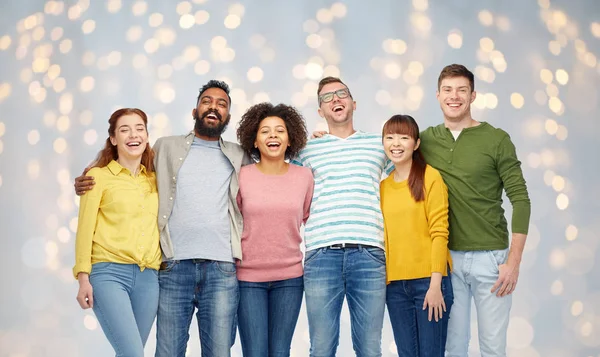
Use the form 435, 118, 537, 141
420, 122, 531, 251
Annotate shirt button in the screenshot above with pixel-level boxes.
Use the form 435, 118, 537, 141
448, 160, 452, 164
163, 215, 167, 219
142, 233, 145, 236
172, 176, 176, 180
186, 141, 190, 145
179, 157, 183, 161
169, 197, 173, 200
450, 148, 454, 152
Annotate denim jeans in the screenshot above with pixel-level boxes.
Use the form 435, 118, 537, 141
155, 259, 239, 357
89, 262, 159, 357
386, 275, 453, 357
237, 276, 304, 357
304, 246, 386, 357
446, 249, 511, 357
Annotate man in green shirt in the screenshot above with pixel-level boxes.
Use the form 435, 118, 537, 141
420, 64, 531, 357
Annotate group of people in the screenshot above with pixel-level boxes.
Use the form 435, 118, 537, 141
73, 63, 531, 357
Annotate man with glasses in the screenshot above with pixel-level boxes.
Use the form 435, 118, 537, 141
293, 76, 391, 357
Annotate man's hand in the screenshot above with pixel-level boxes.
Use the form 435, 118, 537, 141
311, 131, 328, 139
491, 259, 520, 297
74, 167, 95, 196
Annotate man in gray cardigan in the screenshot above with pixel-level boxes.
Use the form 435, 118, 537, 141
75, 80, 249, 357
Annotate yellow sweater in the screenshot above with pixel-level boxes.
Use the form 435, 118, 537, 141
73, 160, 162, 278
380, 165, 452, 283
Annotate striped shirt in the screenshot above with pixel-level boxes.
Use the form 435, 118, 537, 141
293, 131, 392, 251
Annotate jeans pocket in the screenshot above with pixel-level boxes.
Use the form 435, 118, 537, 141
159, 260, 177, 273
304, 248, 323, 265
216, 261, 237, 276
362, 247, 386, 265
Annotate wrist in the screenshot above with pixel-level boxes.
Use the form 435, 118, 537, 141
77, 272, 90, 282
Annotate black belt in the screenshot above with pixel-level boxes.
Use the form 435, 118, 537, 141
328, 243, 362, 249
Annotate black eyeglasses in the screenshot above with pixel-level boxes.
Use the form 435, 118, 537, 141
318, 89, 351, 104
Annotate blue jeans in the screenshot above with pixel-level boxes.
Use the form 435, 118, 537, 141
446, 249, 511, 357
237, 276, 304, 357
155, 259, 239, 357
304, 246, 386, 357
386, 275, 454, 357
89, 262, 159, 357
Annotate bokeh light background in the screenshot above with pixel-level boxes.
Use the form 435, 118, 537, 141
0, 0, 599, 356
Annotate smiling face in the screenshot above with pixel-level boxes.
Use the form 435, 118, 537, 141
436, 76, 476, 122
109, 113, 148, 161
254, 116, 289, 161
317, 82, 356, 126
193, 87, 231, 138
383, 133, 420, 166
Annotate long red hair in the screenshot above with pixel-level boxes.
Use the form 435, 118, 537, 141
92, 108, 155, 172
382, 114, 426, 202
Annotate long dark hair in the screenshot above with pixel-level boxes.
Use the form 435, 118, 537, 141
92, 108, 155, 172
382, 114, 426, 202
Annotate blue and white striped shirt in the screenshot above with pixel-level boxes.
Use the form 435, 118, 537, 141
293, 131, 392, 251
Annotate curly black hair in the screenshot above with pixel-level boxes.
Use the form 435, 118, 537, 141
196, 80, 231, 107
237, 102, 308, 160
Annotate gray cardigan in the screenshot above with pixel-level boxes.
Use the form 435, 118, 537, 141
153, 131, 250, 261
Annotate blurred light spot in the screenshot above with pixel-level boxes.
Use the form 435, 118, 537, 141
306, 34, 323, 49
20, 68, 33, 83
305, 63, 323, 80
126, 26, 143, 42
548, 97, 564, 114
410, 13, 432, 32
473, 93, 486, 109
496, 16, 511, 31
224, 14, 241, 29
156, 84, 176, 104
555, 69, 569, 85
180, 14, 195, 29
545, 119, 558, 135
80, 110, 93, 125
316, 8, 333, 24
556, 125, 568, 140
571, 301, 584, 316
534, 90, 547, 105
144, 38, 159, 54
28, 160, 40, 179
46, 240, 58, 258
484, 93, 498, 109
53, 137, 67, 153
195, 10, 210, 25
229, 3, 245, 16
22, 238, 47, 268
549, 248, 566, 269
565, 224, 578, 241
57, 116, 70, 132
551, 175, 565, 192
157, 64, 173, 80
330, 2, 347, 17
475, 66, 496, 83
84, 315, 98, 330
376, 90, 392, 106
107, 0, 122, 13
556, 193, 569, 210
50, 27, 64, 41
68, 5, 83, 20
84, 129, 98, 145
384, 62, 401, 79
407, 61, 424, 76
323, 65, 340, 78
550, 279, 563, 295
247, 66, 264, 83
194, 60, 210, 75
412, 0, 428, 11
132, 53, 148, 69
149, 13, 163, 27
59, 93, 73, 114
540, 69, 553, 84
211, 36, 227, 51
176, 1, 192, 15
32, 58, 50, 73
507, 317, 534, 349
510, 93, 525, 109
32, 26, 45, 41
132, 1, 147, 16
548, 40, 561, 55
478, 10, 493, 26
59, 39, 72, 53
82, 19, 95, 34
407, 86, 423, 102
182, 45, 200, 63
219, 48, 236, 62
546, 83, 559, 97
543, 170, 557, 186
0, 35, 11, 50
580, 322, 593, 337
480, 37, 494, 52
292, 64, 306, 79
79, 76, 95, 92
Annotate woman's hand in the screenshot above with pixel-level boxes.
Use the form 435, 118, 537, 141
76, 273, 94, 309
422, 273, 446, 322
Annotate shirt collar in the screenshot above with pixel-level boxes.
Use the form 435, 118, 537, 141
107, 160, 147, 176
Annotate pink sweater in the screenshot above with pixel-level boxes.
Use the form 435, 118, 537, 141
236, 164, 314, 282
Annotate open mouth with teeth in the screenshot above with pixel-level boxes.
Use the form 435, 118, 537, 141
266, 142, 281, 150
205, 113, 219, 121
390, 149, 404, 156
447, 103, 462, 109
332, 105, 344, 113
126, 141, 142, 147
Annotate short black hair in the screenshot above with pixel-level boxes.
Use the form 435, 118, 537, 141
237, 102, 308, 160
197, 80, 232, 107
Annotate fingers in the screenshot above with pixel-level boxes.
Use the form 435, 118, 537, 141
428, 305, 433, 322
491, 278, 502, 294
87, 294, 94, 308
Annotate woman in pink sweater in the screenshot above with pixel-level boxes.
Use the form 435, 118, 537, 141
235, 102, 314, 357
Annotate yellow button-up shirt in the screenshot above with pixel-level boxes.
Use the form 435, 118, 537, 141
73, 160, 161, 278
